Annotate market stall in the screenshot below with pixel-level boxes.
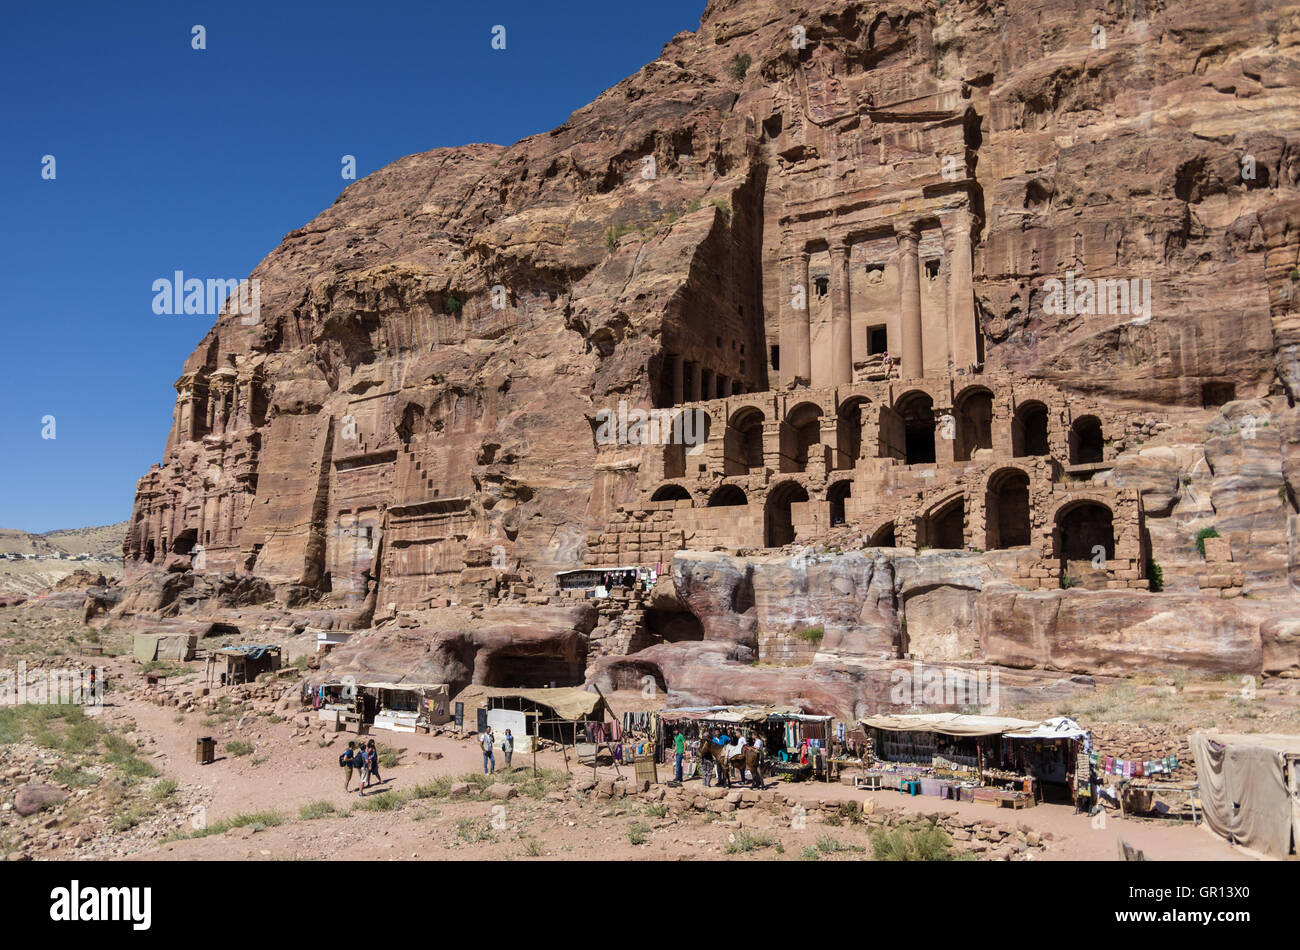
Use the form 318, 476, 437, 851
651, 706, 838, 782
555, 565, 662, 599
361, 682, 451, 733
858, 713, 1063, 807
453, 685, 610, 756
653, 706, 770, 781
208, 644, 281, 687
766, 712, 835, 781
1000, 716, 1093, 805
310, 680, 363, 731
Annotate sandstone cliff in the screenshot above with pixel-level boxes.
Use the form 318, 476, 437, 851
118, 0, 1300, 713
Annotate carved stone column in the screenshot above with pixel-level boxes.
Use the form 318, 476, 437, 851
791, 251, 813, 387
945, 210, 979, 373
830, 239, 853, 386
897, 224, 924, 379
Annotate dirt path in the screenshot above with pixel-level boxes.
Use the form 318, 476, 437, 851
102, 686, 1256, 862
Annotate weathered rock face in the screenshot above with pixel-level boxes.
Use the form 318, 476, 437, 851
318, 604, 597, 692
121, 0, 1300, 708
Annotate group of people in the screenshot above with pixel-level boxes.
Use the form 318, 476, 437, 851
672, 727, 764, 786
339, 739, 384, 793
477, 726, 515, 774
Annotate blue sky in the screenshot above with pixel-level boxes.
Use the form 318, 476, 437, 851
0, 0, 705, 532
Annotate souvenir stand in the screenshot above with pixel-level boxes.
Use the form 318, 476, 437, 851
1094, 736, 1192, 820
310, 680, 365, 732
651, 706, 838, 782
765, 712, 836, 782
858, 713, 1045, 806
557, 565, 661, 599
997, 716, 1092, 805
361, 682, 451, 733
652, 706, 774, 780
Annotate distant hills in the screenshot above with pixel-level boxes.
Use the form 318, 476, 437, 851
0, 521, 128, 558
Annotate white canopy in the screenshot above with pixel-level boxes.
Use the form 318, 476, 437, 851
859, 712, 1042, 737
1002, 716, 1089, 741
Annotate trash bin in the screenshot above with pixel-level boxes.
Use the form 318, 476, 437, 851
196, 736, 215, 765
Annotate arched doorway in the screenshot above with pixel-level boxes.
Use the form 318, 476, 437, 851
827, 480, 852, 526
868, 522, 896, 547
724, 407, 765, 476
650, 484, 691, 504
896, 392, 936, 465
782, 403, 823, 473
1069, 416, 1104, 464
707, 484, 748, 507
1012, 401, 1049, 457
954, 388, 993, 462
765, 481, 810, 547
1055, 501, 1114, 562
835, 397, 869, 470
986, 469, 1031, 549
923, 495, 965, 549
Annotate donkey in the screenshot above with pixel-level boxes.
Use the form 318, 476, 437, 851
699, 737, 764, 789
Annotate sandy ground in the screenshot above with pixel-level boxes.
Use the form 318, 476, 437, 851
0, 606, 1279, 862
91, 689, 1255, 862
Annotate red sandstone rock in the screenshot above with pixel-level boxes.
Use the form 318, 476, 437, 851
115, 0, 1300, 709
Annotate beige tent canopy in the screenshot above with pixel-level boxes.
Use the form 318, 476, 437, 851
1190, 731, 1300, 859
459, 685, 605, 721
859, 713, 1042, 737
658, 705, 796, 724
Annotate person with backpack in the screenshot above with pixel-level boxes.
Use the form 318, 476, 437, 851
365, 739, 381, 787
502, 729, 514, 770
479, 725, 495, 774
340, 741, 358, 792
356, 739, 371, 790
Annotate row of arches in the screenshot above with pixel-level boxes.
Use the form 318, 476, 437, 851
686, 393, 1105, 478
651, 473, 1117, 558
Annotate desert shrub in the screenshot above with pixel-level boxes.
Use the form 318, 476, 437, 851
1195, 527, 1220, 558
870, 819, 961, 861
725, 829, 776, 854
799, 625, 825, 643
299, 800, 336, 820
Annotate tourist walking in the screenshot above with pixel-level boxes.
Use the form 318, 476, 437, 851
502, 729, 514, 770
365, 739, 381, 787
480, 725, 496, 774
340, 741, 358, 792
357, 739, 371, 789
699, 732, 714, 787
